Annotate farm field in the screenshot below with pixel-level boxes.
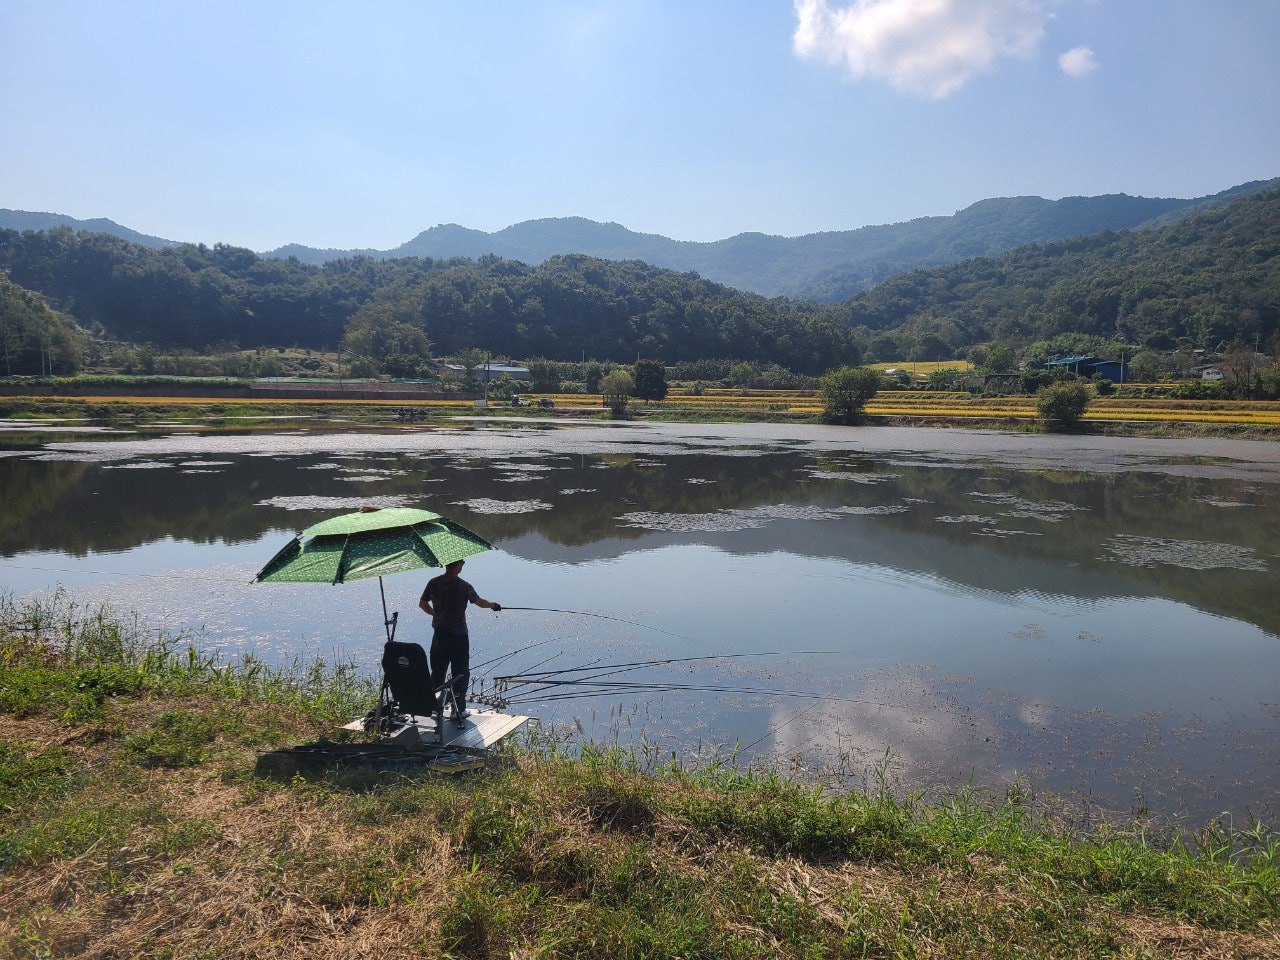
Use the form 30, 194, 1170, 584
5, 385, 1280, 430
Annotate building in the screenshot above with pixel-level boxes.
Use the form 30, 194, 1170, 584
438, 363, 531, 381
1044, 356, 1128, 382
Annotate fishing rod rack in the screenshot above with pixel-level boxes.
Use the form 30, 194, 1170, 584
467, 676, 511, 712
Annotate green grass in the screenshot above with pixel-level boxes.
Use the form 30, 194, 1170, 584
0, 591, 1276, 958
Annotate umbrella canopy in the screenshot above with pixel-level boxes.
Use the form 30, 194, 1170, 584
254, 507, 492, 585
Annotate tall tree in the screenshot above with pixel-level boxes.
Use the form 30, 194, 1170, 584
631, 358, 668, 401
819, 366, 881, 425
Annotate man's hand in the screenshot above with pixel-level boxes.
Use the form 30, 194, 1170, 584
492, 603, 502, 612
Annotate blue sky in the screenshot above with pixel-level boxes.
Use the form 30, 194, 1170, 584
3, 1, 1278, 251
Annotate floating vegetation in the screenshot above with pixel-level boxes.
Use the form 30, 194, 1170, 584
558, 488, 597, 495
179, 460, 234, 467
803, 468, 897, 483
453, 497, 554, 514
491, 461, 556, 472
618, 502, 910, 533
971, 492, 1087, 522
1193, 497, 1253, 508
104, 461, 173, 469
255, 494, 413, 511
936, 515, 988, 524
1101, 534, 1268, 571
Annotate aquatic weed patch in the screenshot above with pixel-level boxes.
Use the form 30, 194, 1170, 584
1101, 534, 1269, 572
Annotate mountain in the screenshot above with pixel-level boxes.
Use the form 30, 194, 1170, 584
835, 185, 1280, 359
260, 181, 1279, 301
6, 180, 1276, 304
0, 209, 176, 249
0, 230, 857, 372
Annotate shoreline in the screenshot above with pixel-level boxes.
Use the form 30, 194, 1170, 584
2, 593, 1277, 958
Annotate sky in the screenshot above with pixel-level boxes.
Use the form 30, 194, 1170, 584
3, 1, 1278, 252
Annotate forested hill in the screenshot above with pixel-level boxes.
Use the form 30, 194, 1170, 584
7, 179, 1274, 304
265, 182, 1277, 301
2, 186, 1276, 374
0, 232, 857, 373
837, 186, 1280, 359
0, 210, 175, 250
264, 195, 1200, 301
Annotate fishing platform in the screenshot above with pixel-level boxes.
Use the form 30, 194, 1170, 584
340, 705, 531, 751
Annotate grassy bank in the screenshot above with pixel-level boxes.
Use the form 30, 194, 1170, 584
1, 595, 1276, 958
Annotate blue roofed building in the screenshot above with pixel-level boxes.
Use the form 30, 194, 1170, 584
1044, 355, 1128, 382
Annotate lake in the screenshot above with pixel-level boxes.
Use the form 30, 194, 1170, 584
3, 417, 1278, 827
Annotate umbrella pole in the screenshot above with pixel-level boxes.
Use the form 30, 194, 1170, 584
379, 575, 398, 643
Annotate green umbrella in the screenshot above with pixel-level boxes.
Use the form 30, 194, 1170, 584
254, 506, 493, 640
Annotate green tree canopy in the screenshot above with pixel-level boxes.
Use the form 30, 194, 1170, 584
631, 358, 668, 401
0, 273, 83, 375
600, 370, 633, 417
819, 366, 881, 425
1035, 381, 1091, 431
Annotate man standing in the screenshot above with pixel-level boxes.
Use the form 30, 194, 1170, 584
419, 559, 500, 725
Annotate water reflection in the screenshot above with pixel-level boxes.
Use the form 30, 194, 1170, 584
1, 421, 1277, 825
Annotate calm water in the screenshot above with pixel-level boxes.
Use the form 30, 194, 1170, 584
2, 418, 1278, 826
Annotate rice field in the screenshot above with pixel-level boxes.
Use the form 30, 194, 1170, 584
8, 386, 1280, 427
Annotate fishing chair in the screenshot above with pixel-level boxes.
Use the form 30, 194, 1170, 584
372, 640, 464, 743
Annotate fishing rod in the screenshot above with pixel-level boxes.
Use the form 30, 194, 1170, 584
500, 678, 892, 708
496, 606, 697, 643
491, 651, 842, 707
494, 650, 837, 687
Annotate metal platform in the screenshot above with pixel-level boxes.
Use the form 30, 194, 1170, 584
342, 708, 532, 750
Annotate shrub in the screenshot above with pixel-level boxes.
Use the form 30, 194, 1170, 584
600, 371, 633, 417
1035, 381, 1090, 431
819, 366, 880, 425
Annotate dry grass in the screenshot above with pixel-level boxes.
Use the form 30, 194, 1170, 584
3, 691, 1277, 960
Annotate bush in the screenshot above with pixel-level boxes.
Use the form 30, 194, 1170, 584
600, 370, 633, 417
819, 366, 880, 425
1035, 381, 1090, 431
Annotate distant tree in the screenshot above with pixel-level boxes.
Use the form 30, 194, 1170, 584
455, 347, 489, 385
0, 274, 83, 375
819, 365, 880, 424
984, 344, 1017, 373
868, 334, 900, 363
1035, 381, 1090, 431
727, 361, 759, 387
600, 370, 633, 417
525, 357, 560, 392
581, 360, 608, 392
341, 301, 433, 377
631, 358, 668, 401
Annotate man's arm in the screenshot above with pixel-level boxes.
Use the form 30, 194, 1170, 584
419, 597, 433, 615
471, 596, 501, 611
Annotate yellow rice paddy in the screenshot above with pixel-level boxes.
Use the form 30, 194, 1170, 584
10, 388, 1280, 426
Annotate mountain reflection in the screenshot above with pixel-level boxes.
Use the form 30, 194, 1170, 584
3, 440, 1277, 637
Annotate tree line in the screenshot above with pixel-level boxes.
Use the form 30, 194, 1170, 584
0, 230, 860, 375
1, 186, 1277, 379
840, 187, 1280, 363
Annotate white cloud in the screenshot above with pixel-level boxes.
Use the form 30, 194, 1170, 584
1058, 45, 1098, 77
793, 0, 1049, 100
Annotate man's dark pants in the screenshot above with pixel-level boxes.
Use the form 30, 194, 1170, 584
429, 628, 469, 713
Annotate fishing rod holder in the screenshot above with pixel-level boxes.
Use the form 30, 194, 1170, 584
469, 676, 510, 711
